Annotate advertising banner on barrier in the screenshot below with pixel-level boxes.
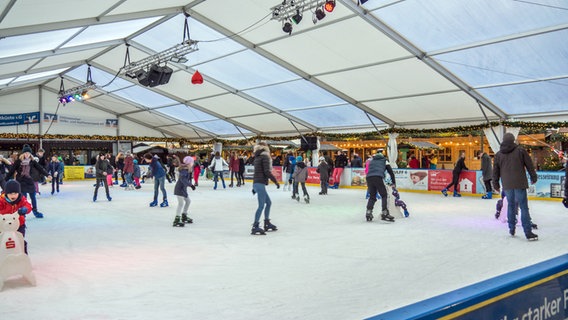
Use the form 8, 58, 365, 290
450, 270, 568, 320
351, 168, 367, 186
0, 112, 40, 126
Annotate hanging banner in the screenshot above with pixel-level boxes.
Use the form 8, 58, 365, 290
43, 113, 114, 127
0, 112, 40, 126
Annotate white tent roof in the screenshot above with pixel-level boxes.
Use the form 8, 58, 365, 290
0, 0, 567, 140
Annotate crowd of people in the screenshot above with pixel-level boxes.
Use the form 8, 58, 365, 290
0, 136, 564, 250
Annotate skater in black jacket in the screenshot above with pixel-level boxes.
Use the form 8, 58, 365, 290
251, 142, 280, 235
441, 152, 468, 197
365, 149, 396, 222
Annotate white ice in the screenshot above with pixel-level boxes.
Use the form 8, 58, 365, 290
1, 179, 567, 320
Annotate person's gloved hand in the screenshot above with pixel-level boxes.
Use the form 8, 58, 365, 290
17, 207, 28, 216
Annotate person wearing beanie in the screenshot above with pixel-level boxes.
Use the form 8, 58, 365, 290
291, 155, 309, 203
93, 153, 112, 202
316, 156, 329, 195
172, 155, 196, 227
282, 151, 296, 192
251, 142, 280, 235
0, 180, 33, 253
6, 145, 50, 218
365, 148, 396, 223
493, 132, 539, 241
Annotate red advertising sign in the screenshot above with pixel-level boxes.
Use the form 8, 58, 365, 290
428, 170, 477, 193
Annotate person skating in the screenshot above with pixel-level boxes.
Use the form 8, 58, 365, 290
493, 132, 538, 241
365, 149, 396, 222
316, 156, 329, 195
144, 153, 168, 207
441, 152, 468, 197
478, 150, 493, 199
173, 156, 196, 227
93, 153, 112, 202
6, 144, 50, 218
0, 180, 33, 253
291, 156, 309, 203
251, 142, 280, 235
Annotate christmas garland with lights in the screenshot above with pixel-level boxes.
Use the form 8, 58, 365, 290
0, 120, 566, 146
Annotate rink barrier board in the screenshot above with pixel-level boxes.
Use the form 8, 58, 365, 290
366, 254, 568, 320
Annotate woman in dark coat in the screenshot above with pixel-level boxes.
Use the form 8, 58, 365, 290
7, 144, 50, 218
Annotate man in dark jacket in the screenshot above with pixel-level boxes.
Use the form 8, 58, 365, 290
251, 142, 280, 235
365, 149, 396, 222
478, 150, 493, 199
441, 152, 468, 197
493, 132, 538, 241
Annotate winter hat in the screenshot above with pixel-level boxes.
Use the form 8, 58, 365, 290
22, 144, 33, 154
377, 148, 384, 154
318, 156, 325, 162
133, 159, 138, 164
296, 156, 303, 162
503, 132, 515, 143
4, 180, 21, 194
183, 156, 194, 165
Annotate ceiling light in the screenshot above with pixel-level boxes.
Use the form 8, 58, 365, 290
324, 0, 336, 12
291, 10, 303, 24
315, 8, 326, 20
282, 21, 293, 34
57, 65, 97, 105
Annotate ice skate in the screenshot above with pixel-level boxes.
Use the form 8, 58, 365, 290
291, 194, 297, 200
380, 209, 395, 222
264, 219, 277, 232
441, 188, 448, 197
303, 195, 310, 204
182, 213, 193, 224
160, 199, 169, 207
365, 209, 373, 222
525, 231, 538, 241
149, 200, 158, 207
453, 191, 462, 197
509, 228, 515, 237
173, 216, 185, 227
107, 196, 112, 201
251, 222, 266, 235
481, 192, 493, 199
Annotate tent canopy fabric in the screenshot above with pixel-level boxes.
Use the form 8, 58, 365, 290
0, 1, 566, 141
406, 141, 443, 150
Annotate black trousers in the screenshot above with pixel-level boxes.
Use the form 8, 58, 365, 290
366, 176, 387, 211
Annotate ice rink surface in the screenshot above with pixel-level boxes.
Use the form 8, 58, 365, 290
1, 179, 567, 320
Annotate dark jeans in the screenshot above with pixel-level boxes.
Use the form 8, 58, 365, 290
445, 172, 460, 192
366, 176, 387, 211
94, 177, 110, 198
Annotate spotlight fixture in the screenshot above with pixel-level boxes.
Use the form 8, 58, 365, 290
291, 9, 303, 24
324, 0, 336, 12
271, 0, 337, 31
315, 7, 326, 21
358, 0, 369, 4
282, 21, 293, 34
57, 65, 97, 105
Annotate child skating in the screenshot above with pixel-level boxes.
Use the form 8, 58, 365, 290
291, 156, 309, 204
173, 156, 196, 227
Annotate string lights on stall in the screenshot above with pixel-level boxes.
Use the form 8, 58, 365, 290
271, 0, 337, 34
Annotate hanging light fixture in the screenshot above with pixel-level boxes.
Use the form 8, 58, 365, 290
291, 9, 303, 24
57, 65, 97, 105
324, 0, 336, 12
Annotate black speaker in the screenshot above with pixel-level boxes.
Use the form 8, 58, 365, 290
159, 66, 173, 85
147, 64, 163, 87
136, 69, 150, 87
300, 136, 318, 151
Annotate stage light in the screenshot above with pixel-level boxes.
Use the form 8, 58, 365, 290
282, 21, 293, 34
315, 7, 326, 20
56, 66, 97, 105
291, 10, 303, 24
324, 0, 335, 12
271, 0, 337, 32
359, 0, 368, 4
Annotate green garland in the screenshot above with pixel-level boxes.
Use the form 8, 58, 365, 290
1, 120, 566, 146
